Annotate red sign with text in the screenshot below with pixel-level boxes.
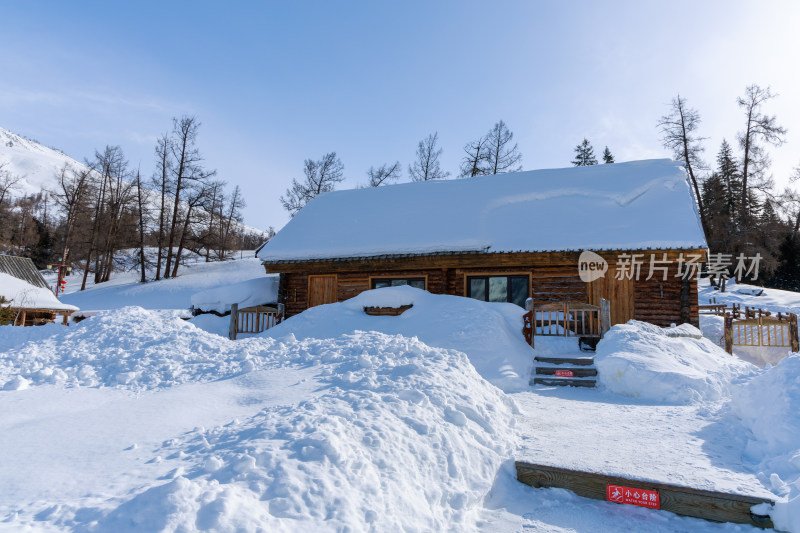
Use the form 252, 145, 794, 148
606, 484, 660, 509
554, 370, 574, 377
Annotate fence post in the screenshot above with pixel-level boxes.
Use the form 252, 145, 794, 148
524, 298, 534, 348
277, 303, 285, 324
228, 303, 239, 341
600, 299, 611, 336
724, 314, 733, 355
790, 313, 799, 353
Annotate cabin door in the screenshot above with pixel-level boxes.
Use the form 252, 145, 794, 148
308, 275, 337, 308
588, 275, 634, 326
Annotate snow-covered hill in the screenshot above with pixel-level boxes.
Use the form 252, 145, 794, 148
0, 126, 267, 236
0, 127, 89, 196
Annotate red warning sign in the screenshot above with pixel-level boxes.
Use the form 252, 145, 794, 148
606, 484, 660, 509
554, 369, 574, 377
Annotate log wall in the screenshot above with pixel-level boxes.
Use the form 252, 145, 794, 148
271, 250, 703, 327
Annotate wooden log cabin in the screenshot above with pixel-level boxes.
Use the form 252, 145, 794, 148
0, 255, 78, 326
259, 159, 707, 327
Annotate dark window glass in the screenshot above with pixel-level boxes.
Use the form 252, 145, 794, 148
371, 278, 426, 290
467, 275, 529, 308
469, 278, 487, 301
510, 277, 528, 308
489, 277, 507, 302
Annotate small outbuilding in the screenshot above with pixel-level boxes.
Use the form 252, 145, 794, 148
257, 159, 708, 327
0, 255, 78, 326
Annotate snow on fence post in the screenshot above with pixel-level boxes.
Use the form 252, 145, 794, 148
600, 299, 611, 336
228, 303, 239, 341
523, 298, 534, 348
724, 314, 734, 354
277, 303, 285, 324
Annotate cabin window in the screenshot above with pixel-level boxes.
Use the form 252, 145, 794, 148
371, 278, 426, 290
467, 275, 529, 308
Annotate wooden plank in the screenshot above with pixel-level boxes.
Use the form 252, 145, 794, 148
534, 356, 595, 366
308, 274, 337, 308
532, 377, 596, 387
515, 462, 773, 528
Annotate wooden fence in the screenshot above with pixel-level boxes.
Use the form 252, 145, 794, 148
699, 301, 799, 354
228, 303, 283, 340
724, 314, 799, 354
523, 299, 610, 347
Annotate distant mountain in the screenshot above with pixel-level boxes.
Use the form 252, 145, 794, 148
0, 126, 266, 237
0, 127, 89, 195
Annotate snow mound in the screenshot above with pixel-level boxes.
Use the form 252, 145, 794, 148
91, 331, 516, 532
595, 320, 755, 403
262, 286, 534, 392
731, 355, 800, 532
190, 276, 278, 314
731, 355, 800, 459
0, 306, 281, 390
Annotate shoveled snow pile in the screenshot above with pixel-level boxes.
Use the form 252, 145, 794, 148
190, 275, 279, 314
595, 320, 755, 403
0, 294, 516, 531
730, 355, 800, 532
93, 331, 515, 532
0, 272, 78, 311
0, 306, 273, 390
262, 285, 533, 392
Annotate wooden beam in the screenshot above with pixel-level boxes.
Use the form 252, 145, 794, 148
515, 462, 773, 528
263, 249, 708, 274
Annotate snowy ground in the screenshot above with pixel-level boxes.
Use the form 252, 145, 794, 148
51, 251, 269, 313
3, 266, 800, 531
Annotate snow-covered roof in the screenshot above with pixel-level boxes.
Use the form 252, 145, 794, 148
190, 276, 279, 314
258, 159, 707, 263
0, 273, 79, 312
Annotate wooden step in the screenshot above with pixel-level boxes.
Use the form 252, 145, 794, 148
534, 356, 595, 366
515, 462, 774, 528
535, 366, 597, 378
532, 377, 596, 388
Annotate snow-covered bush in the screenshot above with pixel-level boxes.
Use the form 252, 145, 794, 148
595, 320, 755, 404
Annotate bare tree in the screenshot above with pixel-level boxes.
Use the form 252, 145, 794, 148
164, 116, 216, 278
658, 95, 708, 233
737, 85, 787, 225
135, 169, 150, 283
220, 185, 246, 258
171, 183, 209, 278
485, 120, 522, 174
281, 152, 344, 216
0, 162, 21, 210
151, 133, 172, 280
50, 164, 90, 276
409, 132, 450, 181
459, 136, 490, 178
367, 162, 401, 187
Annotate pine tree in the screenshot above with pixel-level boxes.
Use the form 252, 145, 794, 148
572, 138, 597, 166
602, 146, 614, 164
715, 139, 741, 221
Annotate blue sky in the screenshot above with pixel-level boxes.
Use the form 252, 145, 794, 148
2, 1, 799, 230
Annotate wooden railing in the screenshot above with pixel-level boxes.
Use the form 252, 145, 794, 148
228, 303, 283, 340
523, 299, 610, 347
724, 313, 798, 354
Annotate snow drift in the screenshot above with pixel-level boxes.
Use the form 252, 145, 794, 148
262, 285, 533, 392
94, 331, 516, 532
595, 320, 755, 403
730, 355, 800, 532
